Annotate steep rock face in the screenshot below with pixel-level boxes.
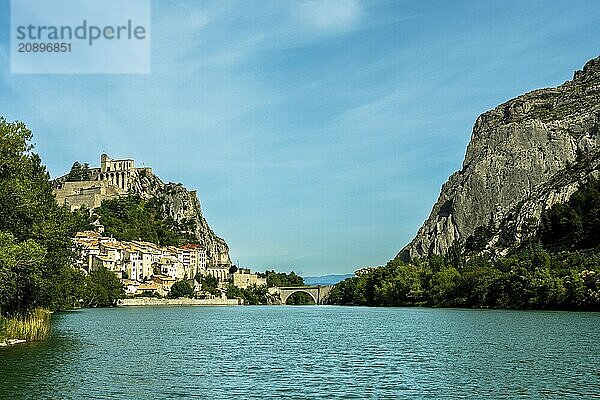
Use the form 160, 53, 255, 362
490, 150, 600, 252
129, 170, 230, 266
398, 56, 600, 261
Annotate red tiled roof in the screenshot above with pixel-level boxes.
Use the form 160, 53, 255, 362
179, 244, 203, 250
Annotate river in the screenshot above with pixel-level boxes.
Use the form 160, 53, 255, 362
0, 306, 599, 399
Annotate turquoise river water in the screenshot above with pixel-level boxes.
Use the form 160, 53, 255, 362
0, 306, 599, 399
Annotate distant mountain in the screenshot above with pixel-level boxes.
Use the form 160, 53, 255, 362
304, 274, 354, 286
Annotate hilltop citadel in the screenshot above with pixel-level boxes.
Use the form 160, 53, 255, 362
53, 154, 261, 298
54, 153, 152, 210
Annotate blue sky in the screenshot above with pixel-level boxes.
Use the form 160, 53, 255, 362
0, 0, 599, 276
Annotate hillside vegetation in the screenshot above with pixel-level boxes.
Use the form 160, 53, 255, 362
0, 118, 123, 340
329, 178, 600, 310
94, 195, 199, 247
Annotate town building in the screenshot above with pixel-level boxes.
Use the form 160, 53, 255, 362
152, 275, 177, 294
124, 244, 154, 282
72, 231, 262, 297
230, 268, 267, 289
355, 267, 379, 276
157, 256, 186, 280
177, 244, 207, 280
206, 266, 230, 283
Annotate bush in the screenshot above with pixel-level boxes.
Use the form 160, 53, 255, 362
85, 267, 124, 307
225, 283, 276, 305
169, 281, 194, 298
195, 273, 219, 296
2, 308, 51, 341
96, 196, 198, 246
262, 270, 304, 287
540, 177, 600, 251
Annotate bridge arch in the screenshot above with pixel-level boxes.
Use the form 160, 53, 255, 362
271, 285, 333, 305
281, 289, 317, 305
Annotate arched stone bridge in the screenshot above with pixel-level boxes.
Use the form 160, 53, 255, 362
268, 285, 333, 305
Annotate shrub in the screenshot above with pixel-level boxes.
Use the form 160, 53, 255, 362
2, 308, 51, 341
169, 281, 194, 298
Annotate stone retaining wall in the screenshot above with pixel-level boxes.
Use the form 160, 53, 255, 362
118, 297, 243, 307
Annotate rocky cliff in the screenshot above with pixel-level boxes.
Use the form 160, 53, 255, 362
129, 170, 230, 266
398, 56, 600, 261
53, 160, 230, 266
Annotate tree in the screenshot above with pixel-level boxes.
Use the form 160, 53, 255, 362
445, 241, 465, 269
540, 177, 600, 251
263, 270, 304, 287
428, 267, 461, 306
195, 272, 219, 296
0, 117, 89, 316
169, 281, 194, 298
65, 161, 91, 181
226, 283, 243, 299
328, 277, 360, 305
455, 264, 501, 307
95, 196, 198, 246
240, 284, 272, 305
0, 233, 46, 316
85, 267, 124, 307
464, 225, 493, 254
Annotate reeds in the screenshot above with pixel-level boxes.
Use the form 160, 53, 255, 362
2, 309, 52, 341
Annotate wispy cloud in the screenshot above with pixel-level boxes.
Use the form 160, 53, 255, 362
293, 0, 362, 33
1, 0, 599, 275
0, 45, 9, 84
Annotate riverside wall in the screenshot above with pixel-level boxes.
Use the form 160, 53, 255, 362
118, 298, 244, 307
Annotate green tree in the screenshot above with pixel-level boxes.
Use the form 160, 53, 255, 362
262, 270, 304, 287
428, 267, 461, 306
85, 267, 124, 307
241, 284, 272, 305
226, 283, 243, 299
169, 281, 194, 298
328, 277, 361, 305
195, 273, 219, 296
455, 264, 501, 307
445, 241, 465, 269
540, 177, 600, 251
0, 233, 46, 316
464, 225, 493, 254
95, 196, 198, 246
0, 117, 88, 316
65, 161, 91, 182
225, 283, 277, 305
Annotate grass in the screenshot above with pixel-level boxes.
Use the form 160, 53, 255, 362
0, 309, 52, 342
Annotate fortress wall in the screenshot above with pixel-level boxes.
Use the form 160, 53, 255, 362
65, 192, 104, 210
54, 178, 124, 211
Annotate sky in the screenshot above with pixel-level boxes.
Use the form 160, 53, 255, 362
0, 0, 599, 276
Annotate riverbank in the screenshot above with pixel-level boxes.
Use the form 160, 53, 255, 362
118, 297, 244, 307
0, 309, 51, 346
0, 339, 26, 347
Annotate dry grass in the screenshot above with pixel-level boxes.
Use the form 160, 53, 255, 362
2, 309, 52, 341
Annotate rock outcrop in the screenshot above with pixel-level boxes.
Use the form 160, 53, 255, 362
53, 155, 230, 266
397, 56, 600, 261
129, 170, 230, 266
